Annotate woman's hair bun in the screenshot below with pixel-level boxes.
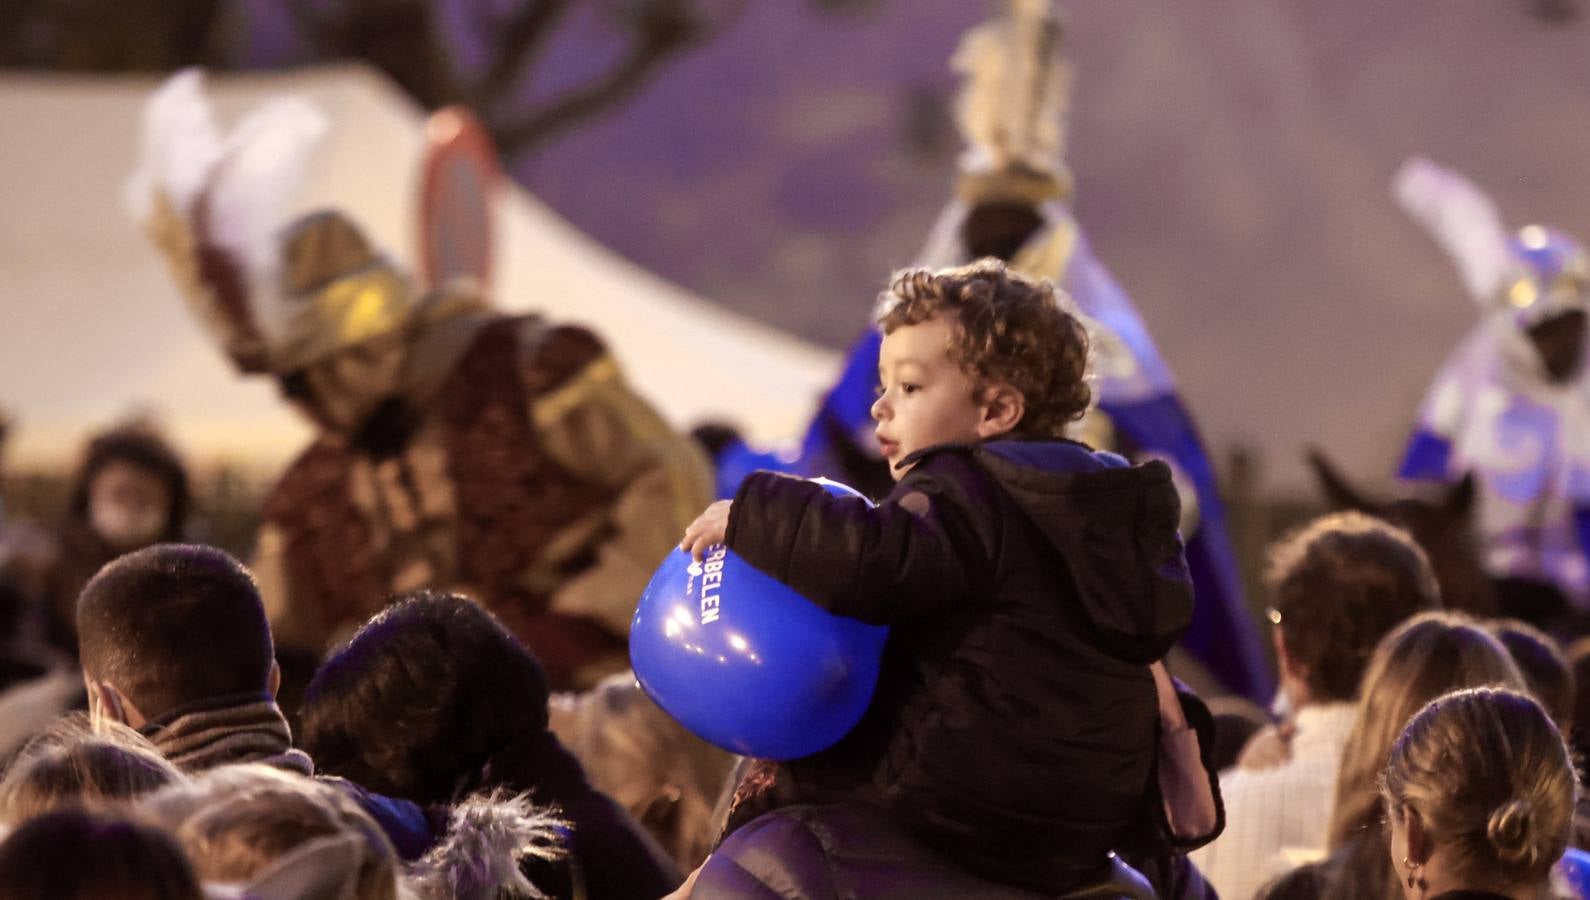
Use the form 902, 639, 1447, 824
1486, 798, 1538, 866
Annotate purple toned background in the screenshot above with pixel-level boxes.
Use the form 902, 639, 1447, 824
261, 2, 1590, 493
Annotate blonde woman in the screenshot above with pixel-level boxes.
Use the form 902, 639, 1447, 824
1260, 612, 1526, 900
1383, 687, 1576, 900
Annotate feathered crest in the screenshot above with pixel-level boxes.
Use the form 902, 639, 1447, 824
126, 69, 331, 373
124, 69, 224, 223
126, 69, 328, 277
1392, 157, 1513, 305
405, 791, 570, 900
952, 0, 1073, 181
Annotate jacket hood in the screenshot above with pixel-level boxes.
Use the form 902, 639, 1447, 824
960, 439, 1194, 663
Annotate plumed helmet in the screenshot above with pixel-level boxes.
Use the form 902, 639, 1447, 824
1502, 225, 1590, 327
952, 0, 1074, 206
270, 210, 415, 372
127, 70, 418, 375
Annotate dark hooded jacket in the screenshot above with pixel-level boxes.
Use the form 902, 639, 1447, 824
721, 440, 1195, 893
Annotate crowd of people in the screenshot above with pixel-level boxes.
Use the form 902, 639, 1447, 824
3, 2, 1590, 898
1, 255, 1586, 899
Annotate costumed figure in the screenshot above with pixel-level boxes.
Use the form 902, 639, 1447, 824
127, 71, 713, 689
1394, 157, 1590, 627
712, 0, 1268, 702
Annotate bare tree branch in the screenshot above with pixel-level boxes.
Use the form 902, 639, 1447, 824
489, 41, 670, 156
471, 0, 575, 106
0, 0, 881, 159
491, 0, 750, 157
284, 0, 466, 106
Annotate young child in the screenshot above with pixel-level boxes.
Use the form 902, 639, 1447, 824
0, 713, 184, 825
0, 808, 205, 900
681, 259, 1197, 892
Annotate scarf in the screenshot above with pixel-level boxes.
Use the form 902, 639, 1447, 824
141, 693, 314, 775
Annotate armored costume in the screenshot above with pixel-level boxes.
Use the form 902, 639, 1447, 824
129, 72, 711, 687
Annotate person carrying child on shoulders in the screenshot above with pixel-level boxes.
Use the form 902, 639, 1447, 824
681, 259, 1205, 893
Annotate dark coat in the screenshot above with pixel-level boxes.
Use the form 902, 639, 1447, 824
469, 729, 682, 900
723, 440, 1195, 892
695, 803, 1118, 900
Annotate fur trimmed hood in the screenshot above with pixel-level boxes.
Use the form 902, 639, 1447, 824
406, 791, 570, 900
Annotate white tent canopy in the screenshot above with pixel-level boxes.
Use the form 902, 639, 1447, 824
0, 66, 838, 472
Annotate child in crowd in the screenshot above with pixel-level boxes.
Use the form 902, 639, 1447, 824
141, 763, 407, 900
140, 761, 571, 900
0, 713, 183, 824
548, 671, 737, 872
0, 808, 205, 900
682, 260, 1199, 892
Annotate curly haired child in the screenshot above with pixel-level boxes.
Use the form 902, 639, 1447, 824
682, 259, 1203, 892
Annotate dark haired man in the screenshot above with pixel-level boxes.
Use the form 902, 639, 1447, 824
77, 543, 433, 859
1190, 511, 1443, 899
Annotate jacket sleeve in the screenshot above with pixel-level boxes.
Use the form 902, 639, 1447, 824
722, 457, 993, 625
535, 333, 716, 641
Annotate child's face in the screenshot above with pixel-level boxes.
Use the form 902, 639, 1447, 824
871, 316, 991, 480
88, 460, 172, 550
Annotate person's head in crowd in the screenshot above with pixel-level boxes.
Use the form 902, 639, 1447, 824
549, 672, 738, 871
1323, 612, 1526, 900
1383, 687, 1577, 900
67, 424, 190, 553
142, 763, 401, 900
1488, 618, 1575, 734
77, 544, 278, 730
1265, 511, 1443, 711
300, 592, 551, 806
1568, 636, 1590, 773
0, 807, 204, 900
869, 260, 1091, 478
302, 594, 685, 898
0, 713, 183, 824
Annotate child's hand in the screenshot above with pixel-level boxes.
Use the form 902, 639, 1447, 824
680, 500, 732, 561
1151, 661, 1220, 841
1149, 661, 1188, 732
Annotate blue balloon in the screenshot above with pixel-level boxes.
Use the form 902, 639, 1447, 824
631, 479, 887, 760
1559, 847, 1590, 898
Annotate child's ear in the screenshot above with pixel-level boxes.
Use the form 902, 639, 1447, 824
977, 383, 1025, 438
